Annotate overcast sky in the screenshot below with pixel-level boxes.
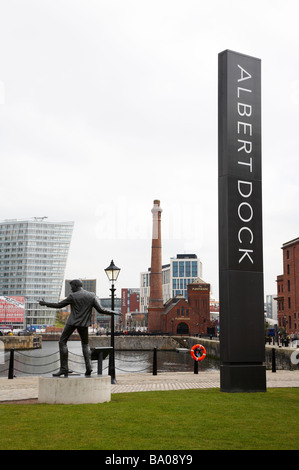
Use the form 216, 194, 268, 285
0, 0, 298, 299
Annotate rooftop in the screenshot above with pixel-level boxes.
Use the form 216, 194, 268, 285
282, 237, 299, 248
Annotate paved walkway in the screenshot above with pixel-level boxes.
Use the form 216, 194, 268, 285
0, 370, 298, 403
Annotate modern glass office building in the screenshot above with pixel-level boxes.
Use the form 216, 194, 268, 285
0, 218, 74, 327
140, 254, 203, 313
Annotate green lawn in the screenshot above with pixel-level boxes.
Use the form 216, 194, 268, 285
0, 388, 298, 450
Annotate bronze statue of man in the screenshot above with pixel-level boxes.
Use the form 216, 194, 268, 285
39, 279, 118, 377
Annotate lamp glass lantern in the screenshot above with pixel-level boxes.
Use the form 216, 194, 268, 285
105, 260, 121, 284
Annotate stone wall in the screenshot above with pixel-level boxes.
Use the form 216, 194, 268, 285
89, 335, 181, 351
265, 345, 299, 370
187, 337, 298, 370
90, 335, 299, 371
5, 333, 295, 370
1, 335, 42, 350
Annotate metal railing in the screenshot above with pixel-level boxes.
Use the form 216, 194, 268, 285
1, 347, 205, 379
1, 348, 158, 379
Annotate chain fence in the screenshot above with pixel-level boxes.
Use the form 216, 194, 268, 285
0, 348, 154, 379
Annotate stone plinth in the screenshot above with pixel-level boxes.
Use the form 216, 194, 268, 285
38, 376, 111, 404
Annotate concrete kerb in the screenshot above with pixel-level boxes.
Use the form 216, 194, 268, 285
0, 370, 299, 403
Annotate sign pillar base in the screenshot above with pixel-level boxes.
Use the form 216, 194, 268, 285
220, 364, 266, 393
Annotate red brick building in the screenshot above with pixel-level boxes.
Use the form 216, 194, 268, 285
146, 199, 214, 335
161, 278, 213, 335
276, 237, 299, 335
121, 288, 140, 326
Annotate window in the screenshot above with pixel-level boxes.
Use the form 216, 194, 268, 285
179, 262, 184, 277
185, 261, 190, 277
288, 280, 290, 292
173, 262, 178, 277
192, 261, 197, 277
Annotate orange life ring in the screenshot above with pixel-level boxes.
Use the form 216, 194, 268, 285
190, 344, 206, 362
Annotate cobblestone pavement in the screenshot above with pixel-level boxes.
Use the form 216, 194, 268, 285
0, 370, 298, 403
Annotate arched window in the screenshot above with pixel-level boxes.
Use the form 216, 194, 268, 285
177, 322, 189, 335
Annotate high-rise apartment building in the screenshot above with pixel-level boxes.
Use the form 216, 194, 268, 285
0, 218, 74, 327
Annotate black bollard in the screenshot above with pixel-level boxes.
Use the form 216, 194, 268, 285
153, 347, 157, 375
272, 347, 276, 373
97, 352, 103, 375
194, 360, 198, 374
8, 348, 14, 379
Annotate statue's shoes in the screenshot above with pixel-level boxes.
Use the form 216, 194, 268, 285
52, 370, 68, 377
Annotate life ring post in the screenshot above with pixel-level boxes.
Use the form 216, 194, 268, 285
190, 344, 207, 363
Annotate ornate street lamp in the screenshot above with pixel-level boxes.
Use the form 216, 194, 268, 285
105, 260, 120, 384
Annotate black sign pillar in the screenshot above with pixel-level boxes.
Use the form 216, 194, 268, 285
218, 50, 266, 392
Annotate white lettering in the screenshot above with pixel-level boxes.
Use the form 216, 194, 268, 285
105, 455, 139, 467
238, 180, 252, 198
235, 63, 255, 267
238, 102, 252, 116
238, 202, 253, 222
237, 87, 252, 98
238, 64, 252, 82
149, 455, 193, 465
238, 157, 253, 172
238, 227, 254, 244
238, 139, 252, 153
239, 248, 254, 264
238, 121, 252, 136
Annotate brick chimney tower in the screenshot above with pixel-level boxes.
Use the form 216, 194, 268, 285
148, 200, 164, 333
